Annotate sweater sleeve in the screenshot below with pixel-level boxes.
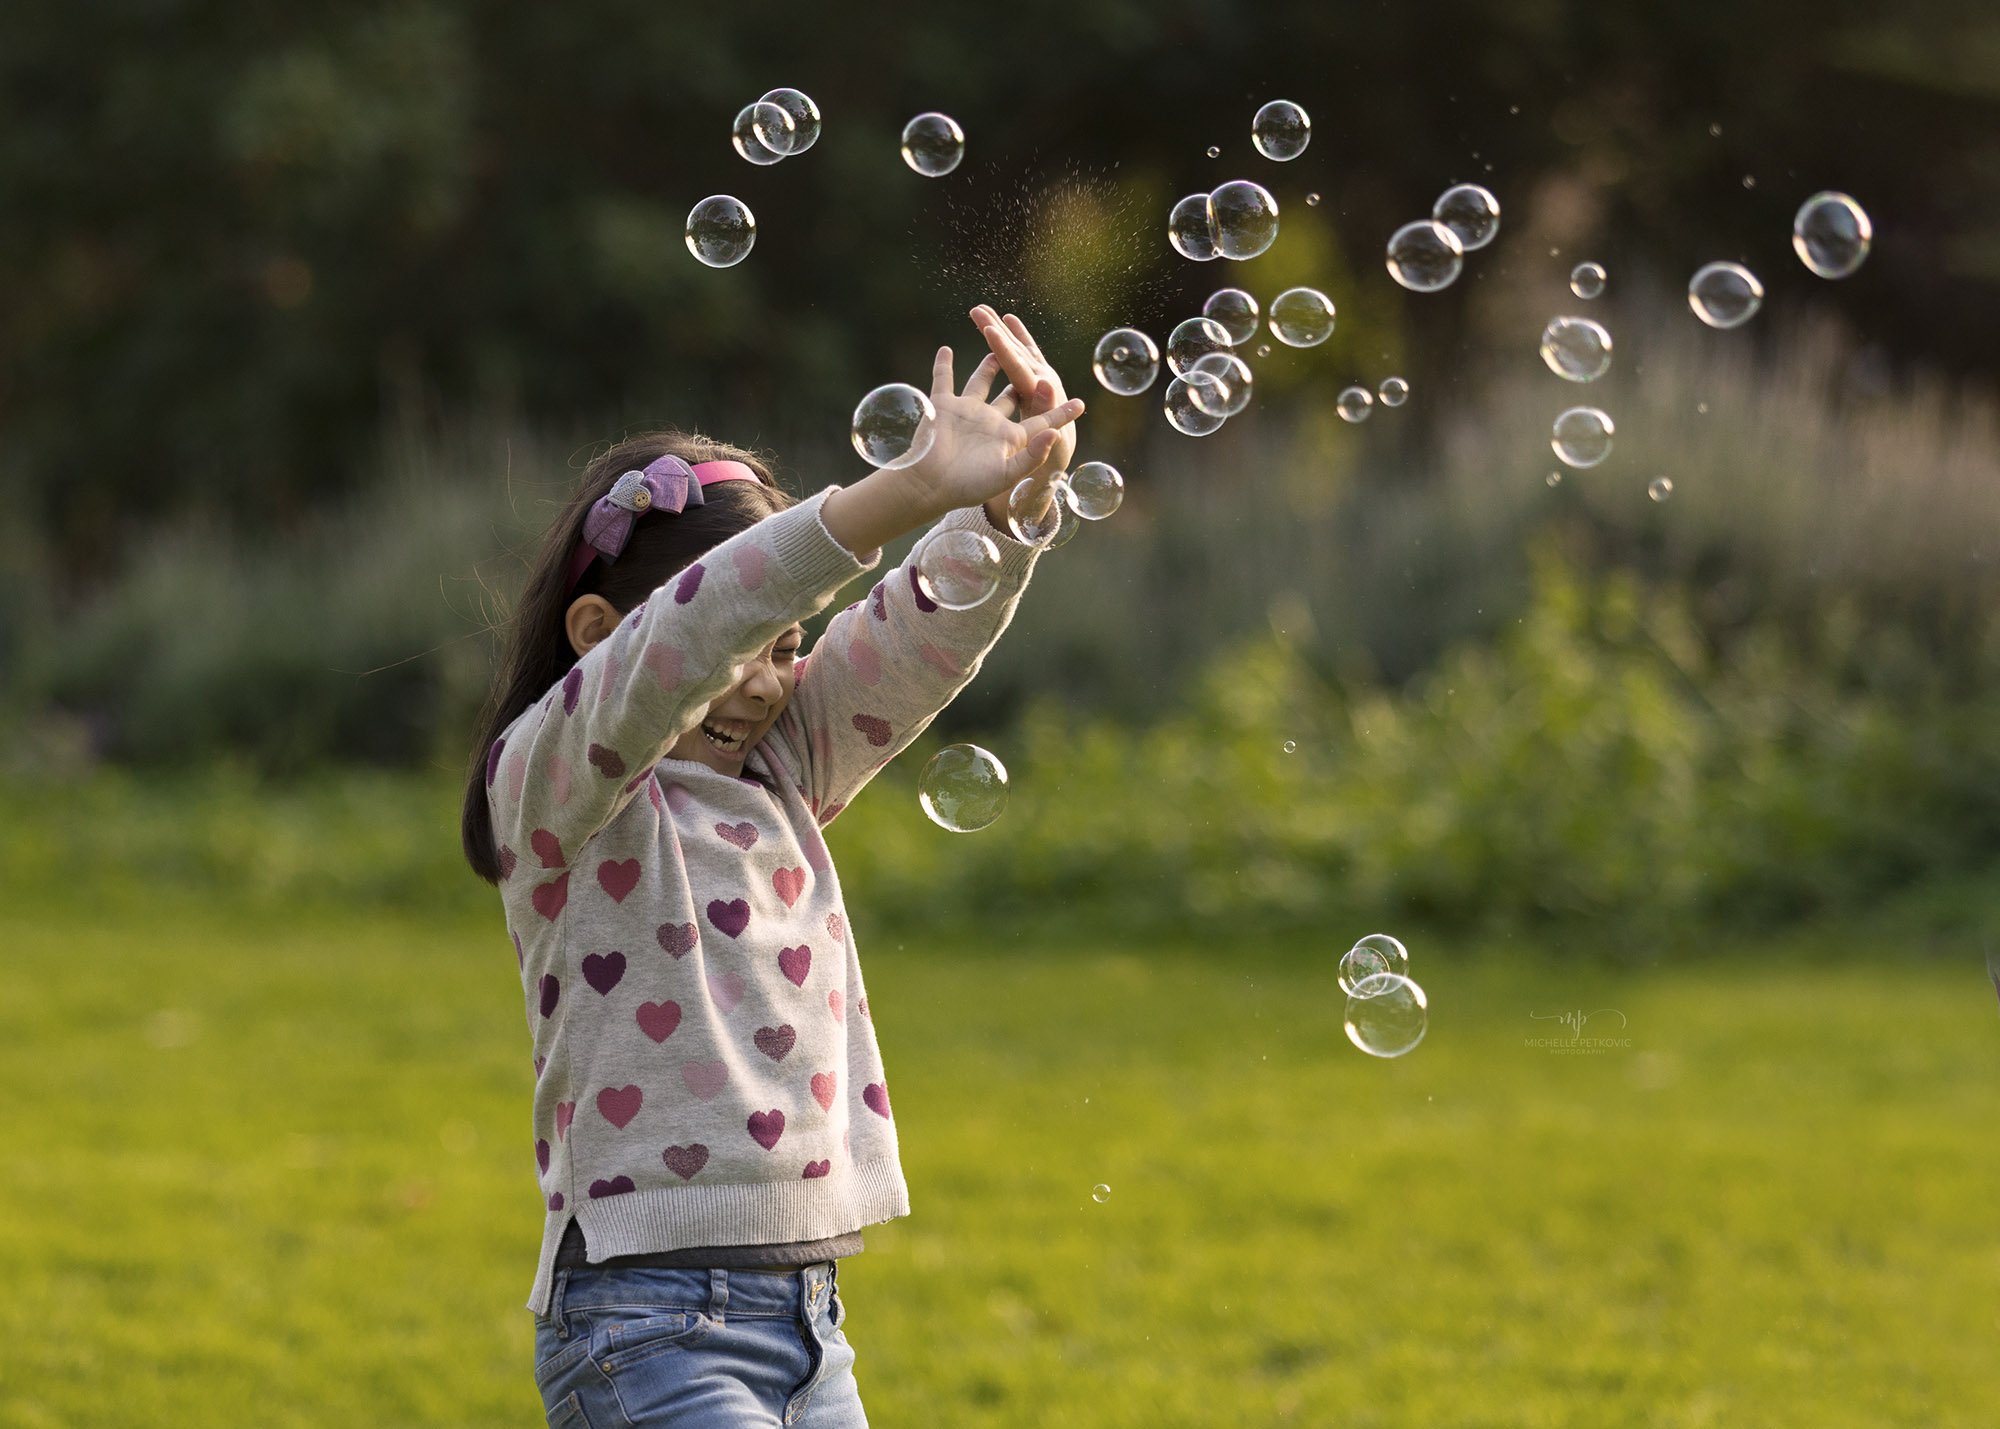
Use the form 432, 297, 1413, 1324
485, 489, 879, 873
760, 501, 1048, 825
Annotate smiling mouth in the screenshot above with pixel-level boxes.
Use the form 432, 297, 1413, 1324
700, 719, 751, 753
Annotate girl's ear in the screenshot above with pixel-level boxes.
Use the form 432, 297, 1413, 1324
565, 595, 624, 658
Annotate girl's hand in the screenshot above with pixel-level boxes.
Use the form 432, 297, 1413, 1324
899, 344, 1084, 522
970, 305, 1077, 476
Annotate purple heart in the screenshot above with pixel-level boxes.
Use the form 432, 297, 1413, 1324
747, 1109, 786, 1151
657, 922, 698, 958
539, 974, 560, 1017
870, 582, 888, 622
803, 1160, 831, 1180
589, 1175, 636, 1199
587, 742, 627, 779
563, 666, 583, 714
675, 563, 706, 604
662, 1144, 709, 1180
498, 846, 518, 882
582, 951, 626, 995
863, 1083, 892, 1120
908, 564, 938, 613
485, 737, 505, 786
754, 1024, 796, 1061
715, 820, 759, 850
851, 713, 892, 747
708, 899, 751, 938
535, 1138, 550, 1174
548, 1192, 564, 1211
778, 944, 812, 987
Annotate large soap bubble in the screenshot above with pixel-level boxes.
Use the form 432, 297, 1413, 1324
1386, 220, 1464, 292
1433, 183, 1501, 250
1208, 180, 1280, 260
1551, 406, 1615, 468
914, 529, 1003, 610
901, 113, 965, 177
1166, 316, 1232, 377
1267, 287, 1335, 347
851, 383, 935, 469
1188, 351, 1254, 417
1092, 328, 1160, 396
1168, 192, 1221, 261
1164, 375, 1227, 436
1202, 288, 1261, 346
1344, 973, 1428, 1058
686, 196, 757, 267
1064, 462, 1125, 521
1688, 262, 1764, 328
1251, 100, 1311, 161
1540, 317, 1614, 382
918, 744, 1009, 832
758, 88, 821, 155
1792, 192, 1872, 279
731, 104, 789, 166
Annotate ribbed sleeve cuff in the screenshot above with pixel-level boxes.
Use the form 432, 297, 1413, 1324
776, 486, 884, 591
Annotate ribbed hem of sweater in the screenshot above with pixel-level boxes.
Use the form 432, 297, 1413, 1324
527, 1156, 912, 1315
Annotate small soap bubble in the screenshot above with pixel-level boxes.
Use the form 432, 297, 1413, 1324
1709, 122, 1723, 137
1687, 261, 1764, 328
1386, 220, 1465, 292
1546, 469, 1563, 487
1741, 174, 1756, 189
757, 89, 821, 155
1336, 386, 1374, 423
1164, 376, 1227, 436
1283, 740, 1297, 753
686, 195, 757, 267
1064, 462, 1125, 520
731, 104, 789, 166
1338, 945, 1390, 994
851, 383, 935, 469
1378, 376, 1410, 407
915, 529, 1003, 609
1251, 99, 1312, 161
918, 743, 1009, 832
1344, 973, 1428, 1058
1433, 183, 1501, 250
1206, 145, 1221, 158
1189, 351, 1254, 416
1540, 316, 1614, 382
900, 112, 965, 177
1167, 316, 1232, 376
1306, 192, 1321, 206
1255, 343, 1272, 359
1168, 192, 1221, 262
1006, 477, 1063, 544
1267, 286, 1335, 347
1351, 933, 1409, 977
1696, 401, 1710, 415
1201, 288, 1261, 346
1649, 476, 1674, 502
1551, 406, 1615, 467
1792, 191, 1872, 279
1569, 261, 1607, 299
1092, 1184, 1112, 1203
1207, 180, 1280, 260
1093, 328, 1161, 395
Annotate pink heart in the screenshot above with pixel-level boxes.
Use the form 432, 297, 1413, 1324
778, 945, 812, 987
656, 922, 698, 958
848, 637, 883, 686
531, 829, 565, 869
715, 821, 759, 850
811, 1072, 837, 1110
532, 875, 570, 923
587, 743, 627, 779
858, 996, 870, 1019
662, 1144, 709, 1180
597, 1084, 642, 1130
550, 753, 573, 807
636, 1000, 681, 1042
863, 1083, 892, 1120
644, 644, 684, 691
681, 1060, 730, 1100
708, 899, 751, 938
582, 951, 626, 995
674, 564, 706, 604
556, 1101, 575, 1140
852, 713, 893, 747
826, 912, 846, 944
772, 866, 806, 907
732, 545, 769, 590
707, 971, 745, 1012
597, 859, 641, 902
754, 1024, 796, 1061
506, 751, 527, 801
497, 845, 517, 881
827, 990, 844, 1024
802, 1160, 831, 1180
801, 825, 831, 875
918, 642, 963, 679
598, 649, 622, 703
747, 1109, 786, 1151
589, 1175, 636, 1199
663, 781, 692, 813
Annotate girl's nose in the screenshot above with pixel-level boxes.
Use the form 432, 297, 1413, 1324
741, 657, 784, 703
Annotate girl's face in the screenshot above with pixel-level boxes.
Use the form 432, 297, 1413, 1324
663, 623, 807, 776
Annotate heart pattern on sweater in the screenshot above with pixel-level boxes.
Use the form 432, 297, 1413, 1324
848, 637, 883, 686
674, 564, 706, 604
811, 1072, 837, 1111
747, 1109, 786, 1150
643, 644, 684, 692
863, 1083, 892, 1120
778, 945, 812, 987
826, 912, 845, 944
827, 990, 844, 1024
589, 1176, 636, 1199
732, 545, 768, 590
754, 1025, 796, 1061
662, 1144, 709, 1180
706, 971, 745, 1012
597, 859, 641, 902
582, 951, 626, 995
715, 821, 759, 850
908, 564, 938, 613
636, 1000, 681, 1042
682, 1060, 730, 1100
708, 899, 751, 938
918, 642, 964, 679
587, 743, 627, 779
536, 1138, 550, 1173
656, 922, 697, 958
497, 845, 517, 881
597, 1084, 643, 1129
556, 1101, 575, 1140
772, 867, 806, 907
870, 582, 888, 622
485, 738, 505, 787
531, 829, 565, 868
852, 714, 893, 747
563, 666, 583, 714
803, 1160, 831, 1179
539, 974, 561, 1017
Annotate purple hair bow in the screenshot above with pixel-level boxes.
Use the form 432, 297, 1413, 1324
563, 455, 704, 596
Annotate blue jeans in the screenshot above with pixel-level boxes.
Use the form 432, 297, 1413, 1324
532, 1261, 867, 1427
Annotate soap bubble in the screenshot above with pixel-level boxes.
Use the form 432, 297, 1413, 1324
731, 104, 789, 166
1268, 287, 1335, 347
1378, 376, 1410, 407
757, 89, 821, 155
1570, 261, 1607, 299
1306, 192, 1321, 206
1649, 476, 1674, 502
1202, 288, 1261, 346
1255, 343, 1272, 359
1166, 316, 1232, 376
1164, 376, 1227, 436
1251, 99, 1311, 161
1092, 1184, 1111, 1203
918, 743, 1008, 832
1687, 262, 1764, 329
1336, 386, 1374, 423
1386, 220, 1465, 292
1189, 351, 1254, 417
686, 195, 757, 267
1093, 328, 1160, 396
1168, 192, 1221, 261
851, 383, 935, 469
914, 529, 1003, 610
1208, 180, 1280, 260
901, 112, 965, 177
1206, 145, 1220, 159
1338, 945, 1390, 994
1351, 933, 1409, 977
1546, 470, 1563, 487
1344, 973, 1428, 1058
1283, 741, 1298, 753
1792, 191, 1872, 279
1006, 477, 1063, 544
1433, 183, 1501, 250
1064, 462, 1125, 520
1540, 316, 1614, 382
1551, 406, 1615, 468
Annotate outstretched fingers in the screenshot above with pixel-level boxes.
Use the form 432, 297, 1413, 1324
1002, 428, 1063, 483
929, 345, 957, 404
1001, 312, 1049, 365
961, 352, 1002, 403
1016, 397, 1085, 439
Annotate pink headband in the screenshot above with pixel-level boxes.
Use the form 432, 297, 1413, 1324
563, 456, 760, 597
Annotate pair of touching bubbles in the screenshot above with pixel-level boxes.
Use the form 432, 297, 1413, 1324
1337, 934, 1429, 1059
1168, 99, 1312, 264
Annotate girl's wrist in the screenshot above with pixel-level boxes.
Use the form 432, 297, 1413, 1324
822, 466, 943, 557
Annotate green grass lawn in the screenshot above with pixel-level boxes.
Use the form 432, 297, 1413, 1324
3, 883, 1997, 1427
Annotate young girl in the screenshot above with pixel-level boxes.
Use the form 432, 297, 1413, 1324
461, 306, 1084, 1427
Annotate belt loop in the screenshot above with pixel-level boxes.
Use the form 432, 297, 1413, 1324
550, 1269, 573, 1340
708, 1267, 730, 1321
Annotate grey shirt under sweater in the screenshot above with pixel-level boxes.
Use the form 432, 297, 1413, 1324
488, 488, 1049, 1315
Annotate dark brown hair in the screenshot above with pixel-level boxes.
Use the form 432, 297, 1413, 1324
461, 430, 796, 884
